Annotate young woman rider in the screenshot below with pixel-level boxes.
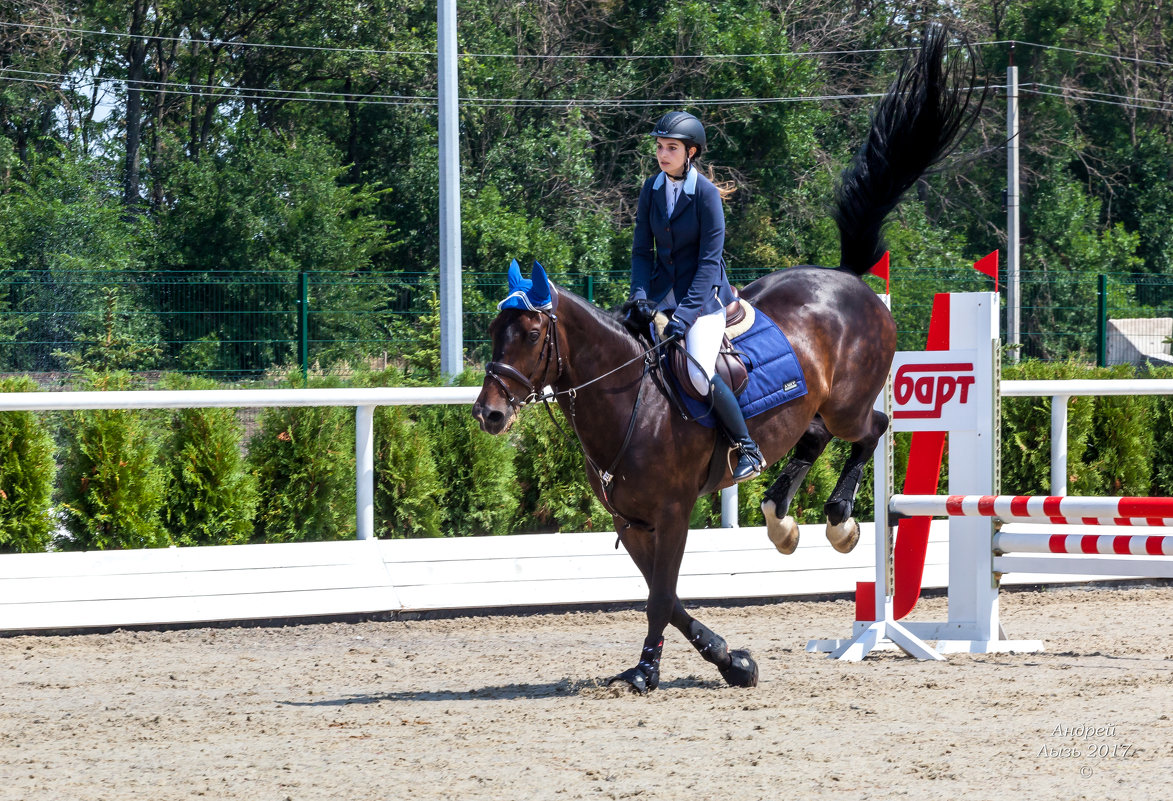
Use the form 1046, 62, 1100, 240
622, 111, 764, 482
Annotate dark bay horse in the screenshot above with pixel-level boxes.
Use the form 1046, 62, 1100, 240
472, 27, 981, 693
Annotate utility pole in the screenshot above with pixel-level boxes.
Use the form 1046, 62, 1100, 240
438, 0, 463, 380
1006, 47, 1021, 362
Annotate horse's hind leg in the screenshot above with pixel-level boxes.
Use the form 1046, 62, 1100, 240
761, 417, 833, 554
824, 408, 889, 553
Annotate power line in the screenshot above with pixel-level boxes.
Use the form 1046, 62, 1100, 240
0, 67, 1002, 109
1013, 40, 1173, 69
0, 20, 1006, 61
1020, 86, 1173, 113
1031, 81, 1173, 109
0, 20, 432, 57
13, 18, 1173, 70
0, 66, 435, 102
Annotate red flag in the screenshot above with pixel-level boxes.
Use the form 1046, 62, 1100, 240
974, 250, 998, 291
869, 251, 890, 294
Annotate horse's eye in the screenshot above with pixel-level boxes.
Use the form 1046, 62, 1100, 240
528, 330, 541, 343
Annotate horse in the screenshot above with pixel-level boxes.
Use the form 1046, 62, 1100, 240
472, 26, 982, 693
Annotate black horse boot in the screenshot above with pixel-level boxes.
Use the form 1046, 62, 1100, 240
708, 374, 765, 482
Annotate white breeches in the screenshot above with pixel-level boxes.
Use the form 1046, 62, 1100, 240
684, 306, 728, 396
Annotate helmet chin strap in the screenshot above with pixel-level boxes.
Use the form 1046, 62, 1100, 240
667, 153, 694, 181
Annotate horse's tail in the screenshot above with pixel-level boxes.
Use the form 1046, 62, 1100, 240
834, 24, 985, 274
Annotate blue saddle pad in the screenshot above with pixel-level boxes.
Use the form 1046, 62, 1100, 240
660, 306, 808, 428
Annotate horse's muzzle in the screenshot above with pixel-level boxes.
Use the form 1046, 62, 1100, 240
472, 395, 514, 435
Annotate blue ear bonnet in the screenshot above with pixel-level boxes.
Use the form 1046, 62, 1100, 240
497, 259, 555, 311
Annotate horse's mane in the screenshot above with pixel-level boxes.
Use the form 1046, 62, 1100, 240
553, 284, 648, 352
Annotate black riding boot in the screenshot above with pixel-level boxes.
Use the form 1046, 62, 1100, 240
709, 375, 765, 482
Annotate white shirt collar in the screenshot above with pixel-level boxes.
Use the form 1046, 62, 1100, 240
652, 165, 698, 194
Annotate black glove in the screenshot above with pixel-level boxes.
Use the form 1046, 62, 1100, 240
622, 298, 657, 327
662, 317, 687, 342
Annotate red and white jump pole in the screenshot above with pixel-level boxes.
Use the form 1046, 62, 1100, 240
891, 494, 1173, 526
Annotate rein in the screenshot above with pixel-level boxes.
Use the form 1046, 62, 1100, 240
485, 310, 678, 533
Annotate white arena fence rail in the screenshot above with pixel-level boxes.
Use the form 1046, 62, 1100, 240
0, 386, 481, 542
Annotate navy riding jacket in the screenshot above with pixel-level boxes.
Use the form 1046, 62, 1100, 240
629, 166, 735, 327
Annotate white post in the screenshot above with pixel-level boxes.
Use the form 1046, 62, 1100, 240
1051, 395, 1069, 496
721, 486, 738, 528
356, 405, 375, 540
1006, 62, 1021, 362
438, 0, 463, 380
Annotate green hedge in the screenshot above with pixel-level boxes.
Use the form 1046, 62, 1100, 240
57, 371, 170, 550
5, 361, 1173, 550
158, 374, 257, 546
249, 374, 357, 543
0, 377, 55, 553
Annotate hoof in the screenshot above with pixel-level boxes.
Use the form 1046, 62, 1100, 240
607, 665, 657, 695
763, 500, 799, 555
826, 517, 860, 553
718, 649, 759, 688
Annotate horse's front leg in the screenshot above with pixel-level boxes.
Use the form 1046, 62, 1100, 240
671, 601, 758, 688
610, 514, 758, 692
608, 512, 688, 695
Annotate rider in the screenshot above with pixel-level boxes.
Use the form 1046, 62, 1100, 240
623, 111, 765, 482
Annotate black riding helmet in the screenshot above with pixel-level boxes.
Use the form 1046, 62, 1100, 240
650, 111, 706, 158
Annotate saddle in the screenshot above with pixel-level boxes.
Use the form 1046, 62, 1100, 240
655, 295, 754, 402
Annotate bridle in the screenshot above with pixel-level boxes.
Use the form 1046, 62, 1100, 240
483, 307, 565, 411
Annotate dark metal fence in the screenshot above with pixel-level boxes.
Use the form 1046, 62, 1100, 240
3, 267, 1171, 385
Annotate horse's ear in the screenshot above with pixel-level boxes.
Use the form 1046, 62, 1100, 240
528, 261, 554, 309
506, 258, 526, 292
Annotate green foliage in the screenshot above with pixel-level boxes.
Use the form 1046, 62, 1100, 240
248, 375, 357, 542
0, 150, 149, 373
56, 371, 170, 550
0, 377, 55, 553
357, 369, 445, 538
1150, 367, 1173, 495
158, 374, 258, 546
155, 116, 392, 373
419, 371, 518, 536
999, 361, 1160, 497
511, 403, 608, 533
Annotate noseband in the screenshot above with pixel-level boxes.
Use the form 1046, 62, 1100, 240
484, 310, 563, 410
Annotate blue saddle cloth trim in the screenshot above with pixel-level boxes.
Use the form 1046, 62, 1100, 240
661, 306, 808, 428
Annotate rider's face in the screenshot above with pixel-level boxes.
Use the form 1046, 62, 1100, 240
656, 138, 695, 176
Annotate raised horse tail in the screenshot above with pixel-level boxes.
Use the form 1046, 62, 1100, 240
834, 24, 985, 275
